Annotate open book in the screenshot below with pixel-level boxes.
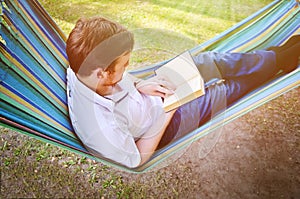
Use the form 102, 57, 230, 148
155, 51, 205, 112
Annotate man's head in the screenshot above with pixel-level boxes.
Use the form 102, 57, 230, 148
66, 16, 134, 76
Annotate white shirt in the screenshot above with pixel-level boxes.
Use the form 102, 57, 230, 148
66, 68, 165, 168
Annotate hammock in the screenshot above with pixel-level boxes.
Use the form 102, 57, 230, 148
0, 0, 299, 173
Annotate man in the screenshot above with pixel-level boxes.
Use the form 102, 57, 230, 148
66, 16, 299, 168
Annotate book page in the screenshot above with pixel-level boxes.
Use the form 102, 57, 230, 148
155, 51, 199, 87
163, 75, 204, 111
155, 51, 205, 112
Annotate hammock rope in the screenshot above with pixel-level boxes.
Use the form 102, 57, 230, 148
0, 0, 299, 173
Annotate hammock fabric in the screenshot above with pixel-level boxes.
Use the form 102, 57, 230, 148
0, 0, 299, 173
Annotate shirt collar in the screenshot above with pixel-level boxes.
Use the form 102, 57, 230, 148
118, 72, 140, 98
67, 69, 139, 111
67, 68, 114, 111
104, 90, 128, 103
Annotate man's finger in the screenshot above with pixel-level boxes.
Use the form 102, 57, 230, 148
159, 79, 176, 90
156, 85, 175, 95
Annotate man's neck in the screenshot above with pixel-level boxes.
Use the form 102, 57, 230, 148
76, 73, 98, 91
76, 73, 119, 96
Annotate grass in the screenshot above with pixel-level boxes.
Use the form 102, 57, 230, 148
39, 0, 273, 64
3, 0, 298, 198
39, 0, 272, 38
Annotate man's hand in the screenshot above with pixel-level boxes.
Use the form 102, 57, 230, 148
136, 76, 176, 98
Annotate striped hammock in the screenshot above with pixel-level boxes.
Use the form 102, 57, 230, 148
0, 0, 299, 173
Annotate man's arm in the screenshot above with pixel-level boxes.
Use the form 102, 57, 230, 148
127, 73, 177, 165
135, 109, 176, 165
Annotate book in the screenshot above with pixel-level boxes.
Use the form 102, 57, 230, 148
155, 51, 205, 112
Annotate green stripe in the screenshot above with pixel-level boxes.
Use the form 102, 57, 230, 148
0, 122, 139, 173
1, 58, 71, 136
0, 103, 77, 142
0, 51, 67, 115
3, 6, 66, 89
9, 0, 67, 69
0, 91, 72, 137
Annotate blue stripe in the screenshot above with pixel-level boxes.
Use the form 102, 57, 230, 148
188, 0, 282, 54
1, 28, 67, 105
1, 80, 72, 132
19, 0, 67, 60
6, 44, 67, 105
0, 108, 86, 151
225, 2, 297, 52
228, 2, 299, 51
3, 1, 67, 82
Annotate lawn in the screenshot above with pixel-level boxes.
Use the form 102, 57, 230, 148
1, 0, 299, 198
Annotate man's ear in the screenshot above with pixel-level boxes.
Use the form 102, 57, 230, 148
96, 68, 105, 79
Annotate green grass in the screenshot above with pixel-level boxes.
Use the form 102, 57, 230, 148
1, 0, 284, 198
39, 0, 273, 64
40, 0, 272, 40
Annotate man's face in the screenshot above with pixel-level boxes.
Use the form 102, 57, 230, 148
102, 52, 131, 86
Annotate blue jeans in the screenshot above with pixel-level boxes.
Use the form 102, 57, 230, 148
158, 50, 278, 148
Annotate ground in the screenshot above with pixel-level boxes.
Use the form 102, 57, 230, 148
1, 87, 299, 198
